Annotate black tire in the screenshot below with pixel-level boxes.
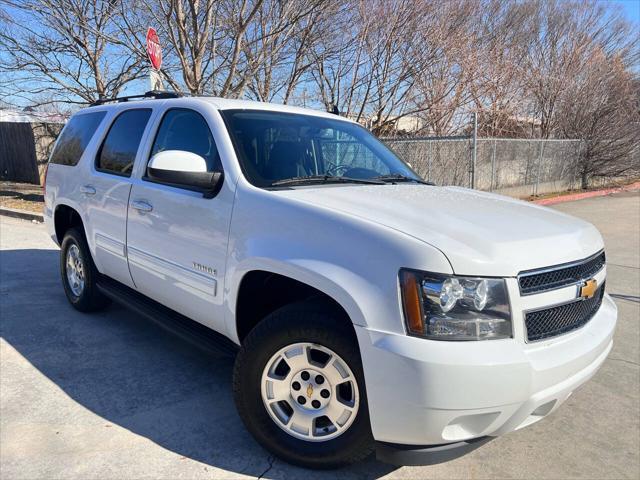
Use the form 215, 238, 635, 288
59, 227, 110, 312
233, 300, 374, 469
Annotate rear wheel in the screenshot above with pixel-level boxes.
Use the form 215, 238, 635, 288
233, 301, 374, 469
60, 227, 110, 312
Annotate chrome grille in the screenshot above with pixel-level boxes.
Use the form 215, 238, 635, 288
524, 284, 605, 342
518, 251, 605, 295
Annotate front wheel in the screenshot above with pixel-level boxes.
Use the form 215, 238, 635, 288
232, 301, 374, 469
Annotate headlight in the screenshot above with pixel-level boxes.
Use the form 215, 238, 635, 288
399, 269, 512, 341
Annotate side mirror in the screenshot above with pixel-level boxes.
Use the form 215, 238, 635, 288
147, 150, 223, 198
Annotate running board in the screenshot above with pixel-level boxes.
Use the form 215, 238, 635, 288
96, 276, 239, 357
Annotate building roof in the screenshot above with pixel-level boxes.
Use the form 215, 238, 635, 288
0, 109, 68, 124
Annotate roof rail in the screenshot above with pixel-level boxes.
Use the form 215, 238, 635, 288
91, 90, 184, 106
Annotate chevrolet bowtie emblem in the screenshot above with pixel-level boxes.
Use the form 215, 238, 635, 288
306, 384, 314, 398
579, 279, 598, 299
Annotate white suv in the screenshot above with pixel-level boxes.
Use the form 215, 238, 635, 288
44, 92, 617, 469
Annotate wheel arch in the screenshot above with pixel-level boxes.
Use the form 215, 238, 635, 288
54, 203, 87, 244
230, 264, 366, 345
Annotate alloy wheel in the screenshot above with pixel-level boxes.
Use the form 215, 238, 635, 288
65, 244, 85, 297
260, 342, 359, 442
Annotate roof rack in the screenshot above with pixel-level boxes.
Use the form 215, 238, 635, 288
91, 90, 184, 106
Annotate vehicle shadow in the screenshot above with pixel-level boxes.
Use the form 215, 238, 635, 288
0, 248, 397, 479
0, 189, 44, 202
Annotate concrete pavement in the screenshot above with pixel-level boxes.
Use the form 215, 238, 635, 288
1, 191, 638, 479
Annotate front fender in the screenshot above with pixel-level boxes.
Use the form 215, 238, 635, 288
222, 184, 453, 343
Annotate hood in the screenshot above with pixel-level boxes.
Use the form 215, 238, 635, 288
276, 185, 603, 277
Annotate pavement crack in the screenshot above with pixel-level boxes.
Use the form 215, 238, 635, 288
609, 293, 640, 304
257, 455, 275, 480
608, 357, 640, 367
606, 263, 640, 270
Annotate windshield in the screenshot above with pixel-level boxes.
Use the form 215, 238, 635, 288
221, 109, 420, 188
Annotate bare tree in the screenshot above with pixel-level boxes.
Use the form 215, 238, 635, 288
306, 1, 368, 116
309, 0, 434, 134
558, 50, 639, 188
410, 0, 479, 136
354, 0, 428, 134
118, 0, 324, 98
523, 0, 636, 139
116, 0, 224, 94
466, 0, 534, 137
244, 0, 328, 103
307, 1, 362, 115
0, 0, 144, 105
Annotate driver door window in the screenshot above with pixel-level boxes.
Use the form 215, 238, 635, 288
149, 108, 221, 175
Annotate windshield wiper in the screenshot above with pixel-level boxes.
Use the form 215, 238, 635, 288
270, 175, 385, 187
373, 174, 434, 185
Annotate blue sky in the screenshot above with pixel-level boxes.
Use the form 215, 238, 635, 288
612, 0, 640, 24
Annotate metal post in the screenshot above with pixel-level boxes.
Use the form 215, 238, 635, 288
428, 141, 432, 183
470, 112, 477, 189
577, 141, 582, 190
534, 141, 544, 197
490, 138, 497, 191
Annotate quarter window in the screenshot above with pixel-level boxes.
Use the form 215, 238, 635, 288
96, 109, 152, 177
50, 111, 106, 166
149, 109, 221, 171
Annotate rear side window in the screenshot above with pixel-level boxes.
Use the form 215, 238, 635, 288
150, 109, 221, 171
50, 111, 106, 166
96, 109, 152, 177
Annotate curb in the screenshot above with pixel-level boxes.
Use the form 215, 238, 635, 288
0, 207, 44, 222
533, 182, 640, 206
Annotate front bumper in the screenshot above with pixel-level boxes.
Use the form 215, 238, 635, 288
376, 437, 492, 466
356, 292, 617, 455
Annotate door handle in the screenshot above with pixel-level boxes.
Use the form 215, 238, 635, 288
131, 200, 153, 212
80, 185, 96, 196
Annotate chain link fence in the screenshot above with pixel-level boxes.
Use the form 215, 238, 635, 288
382, 136, 607, 197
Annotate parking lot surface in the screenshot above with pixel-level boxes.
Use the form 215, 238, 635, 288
1, 191, 639, 479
